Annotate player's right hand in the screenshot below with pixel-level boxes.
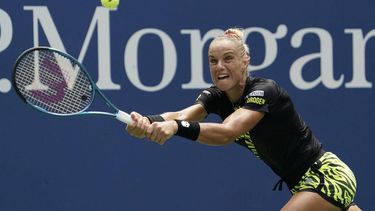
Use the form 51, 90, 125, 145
126, 112, 151, 139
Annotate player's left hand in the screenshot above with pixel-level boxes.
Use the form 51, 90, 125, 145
146, 121, 178, 145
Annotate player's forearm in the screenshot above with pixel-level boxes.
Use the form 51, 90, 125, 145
196, 122, 235, 146
161, 110, 205, 122
160, 111, 182, 121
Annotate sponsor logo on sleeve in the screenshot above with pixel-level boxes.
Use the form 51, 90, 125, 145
249, 90, 264, 97
203, 90, 211, 95
246, 96, 266, 105
196, 90, 211, 101
246, 90, 266, 105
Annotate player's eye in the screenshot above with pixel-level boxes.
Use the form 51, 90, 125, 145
224, 56, 234, 62
209, 58, 217, 65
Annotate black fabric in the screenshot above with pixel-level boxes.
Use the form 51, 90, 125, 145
195, 77, 324, 188
174, 120, 200, 141
146, 115, 165, 123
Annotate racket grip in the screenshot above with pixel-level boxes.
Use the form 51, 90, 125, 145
116, 110, 132, 124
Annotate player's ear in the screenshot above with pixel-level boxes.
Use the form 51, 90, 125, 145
242, 56, 249, 69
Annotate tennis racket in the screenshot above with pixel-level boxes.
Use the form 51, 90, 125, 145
12, 46, 132, 124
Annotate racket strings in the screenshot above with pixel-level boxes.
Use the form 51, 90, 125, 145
14, 49, 94, 114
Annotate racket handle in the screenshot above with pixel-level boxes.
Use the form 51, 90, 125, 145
116, 110, 132, 124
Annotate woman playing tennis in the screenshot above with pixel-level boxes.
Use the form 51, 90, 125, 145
126, 28, 361, 211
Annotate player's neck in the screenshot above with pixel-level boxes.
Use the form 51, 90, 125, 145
225, 83, 246, 104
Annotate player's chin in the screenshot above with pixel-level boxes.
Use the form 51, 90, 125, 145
214, 79, 232, 91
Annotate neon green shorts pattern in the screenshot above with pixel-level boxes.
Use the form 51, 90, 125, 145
290, 152, 357, 209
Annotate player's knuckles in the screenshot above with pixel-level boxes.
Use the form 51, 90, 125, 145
147, 130, 157, 141
146, 125, 154, 135
156, 137, 164, 145
154, 124, 167, 135
126, 123, 136, 130
159, 138, 166, 145
142, 117, 150, 125
127, 128, 140, 137
141, 123, 149, 132
136, 121, 143, 128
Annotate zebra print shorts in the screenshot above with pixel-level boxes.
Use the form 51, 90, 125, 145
290, 152, 357, 209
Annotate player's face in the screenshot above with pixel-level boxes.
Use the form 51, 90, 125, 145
208, 39, 247, 92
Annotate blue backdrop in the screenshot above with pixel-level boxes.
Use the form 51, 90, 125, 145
0, 0, 374, 210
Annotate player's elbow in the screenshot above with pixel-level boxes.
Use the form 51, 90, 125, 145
219, 136, 234, 145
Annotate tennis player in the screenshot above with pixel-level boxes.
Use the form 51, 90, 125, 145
126, 28, 361, 211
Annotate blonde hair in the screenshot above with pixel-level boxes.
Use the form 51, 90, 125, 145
213, 28, 250, 60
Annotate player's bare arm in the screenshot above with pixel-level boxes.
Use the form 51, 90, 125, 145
160, 104, 208, 122
198, 108, 264, 146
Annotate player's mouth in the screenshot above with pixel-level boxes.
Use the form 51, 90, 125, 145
217, 74, 229, 80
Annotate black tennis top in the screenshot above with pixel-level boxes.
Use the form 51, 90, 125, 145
195, 77, 324, 189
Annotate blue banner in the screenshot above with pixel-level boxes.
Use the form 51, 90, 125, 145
0, 0, 374, 210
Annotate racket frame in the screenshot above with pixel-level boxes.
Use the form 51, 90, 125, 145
12, 46, 132, 124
